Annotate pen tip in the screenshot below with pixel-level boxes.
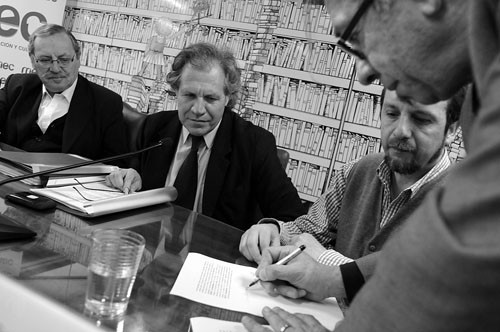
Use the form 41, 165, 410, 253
299, 244, 306, 250
248, 280, 258, 288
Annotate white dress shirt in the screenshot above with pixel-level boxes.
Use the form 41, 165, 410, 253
37, 80, 77, 133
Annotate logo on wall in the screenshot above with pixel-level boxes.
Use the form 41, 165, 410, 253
0, 0, 66, 87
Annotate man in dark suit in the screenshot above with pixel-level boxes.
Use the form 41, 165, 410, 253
0, 24, 127, 162
106, 43, 305, 230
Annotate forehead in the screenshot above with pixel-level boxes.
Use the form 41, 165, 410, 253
34, 33, 74, 54
384, 91, 448, 117
179, 63, 226, 93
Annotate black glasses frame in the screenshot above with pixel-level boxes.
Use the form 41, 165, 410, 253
336, 0, 374, 60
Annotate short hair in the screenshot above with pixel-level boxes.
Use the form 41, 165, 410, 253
445, 86, 467, 130
28, 24, 81, 59
166, 42, 241, 110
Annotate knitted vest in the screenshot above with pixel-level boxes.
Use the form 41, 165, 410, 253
334, 153, 449, 259
21, 115, 67, 152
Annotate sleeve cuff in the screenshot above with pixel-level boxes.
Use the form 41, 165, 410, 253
318, 250, 354, 266
339, 261, 365, 304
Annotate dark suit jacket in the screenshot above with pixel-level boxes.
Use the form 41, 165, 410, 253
137, 110, 306, 230
0, 73, 128, 162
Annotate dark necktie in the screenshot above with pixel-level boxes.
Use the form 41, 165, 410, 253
174, 135, 203, 210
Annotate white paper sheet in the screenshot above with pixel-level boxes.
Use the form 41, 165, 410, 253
171, 253, 343, 330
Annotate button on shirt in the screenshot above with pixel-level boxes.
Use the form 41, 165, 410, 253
37, 79, 77, 133
165, 122, 221, 213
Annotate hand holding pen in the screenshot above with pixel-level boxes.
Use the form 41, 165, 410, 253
248, 245, 341, 302
248, 245, 306, 288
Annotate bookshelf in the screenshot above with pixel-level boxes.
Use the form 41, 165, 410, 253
63, 0, 464, 203
242, 0, 384, 202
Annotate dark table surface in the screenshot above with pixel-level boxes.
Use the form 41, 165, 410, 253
0, 165, 264, 331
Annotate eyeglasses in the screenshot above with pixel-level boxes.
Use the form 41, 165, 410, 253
34, 55, 76, 68
72, 178, 121, 202
336, 0, 374, 60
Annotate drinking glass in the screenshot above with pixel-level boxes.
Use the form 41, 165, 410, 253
84, 229, 145, 317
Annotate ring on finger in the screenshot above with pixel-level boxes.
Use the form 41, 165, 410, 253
280, 323, 291, 332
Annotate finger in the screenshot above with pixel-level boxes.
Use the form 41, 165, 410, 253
259, 247, 289, 269
122, 171, 137, 194
104, 175, 112, 188
248, 230, 266, 264
129, 176, 142, 193
260, 280, 281, 296
272, 307, 309, 329
107, 171, 124, 190
272, 283, 307, 299
239, 232, 252, 261
270, 232, 281, 247
241, 316, 273, 332
261, 307, 297, 332
292, 313, 323, 328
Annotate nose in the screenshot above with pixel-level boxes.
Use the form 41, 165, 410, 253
49, 60, 63, 72
356, 59, 379, 85
393, 115, 412, 139
191, 98, 205, 115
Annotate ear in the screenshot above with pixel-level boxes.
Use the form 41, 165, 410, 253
445, 122, 459, 147
414, 0, 443, 17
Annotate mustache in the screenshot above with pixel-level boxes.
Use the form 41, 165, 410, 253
388, 140, 415, 152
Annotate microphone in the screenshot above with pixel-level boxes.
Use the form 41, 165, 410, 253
0, 138, 172, 186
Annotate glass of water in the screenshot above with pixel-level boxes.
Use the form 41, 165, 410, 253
85, 229, 145, 318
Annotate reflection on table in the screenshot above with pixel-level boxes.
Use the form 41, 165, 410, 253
0, 173, 262, 332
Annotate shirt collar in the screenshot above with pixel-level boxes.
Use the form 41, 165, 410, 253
377, 150, 451, 198
180, 119, 222, 149
42, 77, 78, 102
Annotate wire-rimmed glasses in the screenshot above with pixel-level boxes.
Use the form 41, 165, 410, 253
34, 55, 76, 68
72, 178, 121, 202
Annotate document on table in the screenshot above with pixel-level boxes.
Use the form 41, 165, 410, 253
31, 180, 177, 217
170, 253, 343, 330
190, 317, 269, 332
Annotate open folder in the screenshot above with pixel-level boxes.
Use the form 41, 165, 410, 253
31, 177, 177, 217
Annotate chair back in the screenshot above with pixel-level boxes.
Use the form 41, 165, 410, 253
122, 103, 147, 170
122, 102, 147, 152
277, 148, 290, 170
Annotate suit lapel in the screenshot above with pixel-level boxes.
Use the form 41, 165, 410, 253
62, 76, 92, 152
142, 115, 182, 190
14, 92, 42, 146
202, 112, 232, 216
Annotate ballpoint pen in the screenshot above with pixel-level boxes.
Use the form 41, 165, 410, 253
247, 244, 306, 288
